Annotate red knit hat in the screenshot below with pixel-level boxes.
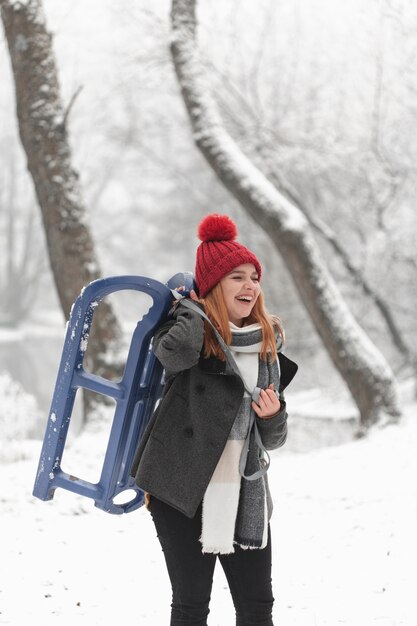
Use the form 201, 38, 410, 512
195, 214, 262, 297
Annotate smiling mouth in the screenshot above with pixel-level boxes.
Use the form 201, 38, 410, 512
236, 296, 253, 303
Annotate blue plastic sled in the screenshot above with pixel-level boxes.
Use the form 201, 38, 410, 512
32, 272, 194, 514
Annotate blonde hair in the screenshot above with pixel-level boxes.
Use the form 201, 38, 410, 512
199, 283, 284, 362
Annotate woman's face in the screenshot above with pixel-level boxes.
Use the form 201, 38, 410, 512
220, 263, 261, 327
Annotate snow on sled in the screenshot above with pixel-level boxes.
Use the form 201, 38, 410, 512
32, 272, 194, 514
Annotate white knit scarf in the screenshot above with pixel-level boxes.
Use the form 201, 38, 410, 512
200, 323, 271, 554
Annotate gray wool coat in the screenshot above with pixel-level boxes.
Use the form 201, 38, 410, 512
131, 302, 291, 519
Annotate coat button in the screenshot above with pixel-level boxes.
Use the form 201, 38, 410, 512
184, 426, 194, 438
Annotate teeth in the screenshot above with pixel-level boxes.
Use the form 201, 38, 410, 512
237, 296, 252, 302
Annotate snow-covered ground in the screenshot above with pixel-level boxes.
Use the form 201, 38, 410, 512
1, 387, 416, 625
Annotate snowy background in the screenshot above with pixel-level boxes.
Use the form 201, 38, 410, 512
1, 378, 416, 625
1, 0, 417, 624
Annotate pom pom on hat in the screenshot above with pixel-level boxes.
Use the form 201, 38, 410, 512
195, 213, 262, 297
198, 213, 237, 243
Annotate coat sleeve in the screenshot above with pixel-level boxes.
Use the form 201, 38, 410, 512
256, 397, 288, 450
153, 301, 205, 376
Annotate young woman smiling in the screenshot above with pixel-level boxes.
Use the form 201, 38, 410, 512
132, 213, 297, 626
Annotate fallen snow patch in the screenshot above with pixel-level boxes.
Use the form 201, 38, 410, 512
0, 393, 415, 625
0, 371, 41, 462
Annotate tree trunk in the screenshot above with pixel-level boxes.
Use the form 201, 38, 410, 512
170, 0, 400, 431
262, 157, 411, 362
1, 0, 122, 421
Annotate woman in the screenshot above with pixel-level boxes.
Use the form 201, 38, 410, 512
131, 213, 297, 626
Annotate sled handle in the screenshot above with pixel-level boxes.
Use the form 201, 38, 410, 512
33, 275, 173, 514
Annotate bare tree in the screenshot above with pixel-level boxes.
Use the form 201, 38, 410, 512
170, 0, 401, 431
260, 158, 411, 361
196, 3, 413, 370
208, 68, 412, 367
0, 0, 122, 420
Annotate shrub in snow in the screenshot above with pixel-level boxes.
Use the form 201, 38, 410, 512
0, 371, 40, 462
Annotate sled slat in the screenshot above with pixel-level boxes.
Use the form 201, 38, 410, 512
72, 371, 125, 399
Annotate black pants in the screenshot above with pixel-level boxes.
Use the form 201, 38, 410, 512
149, 496, 274, 626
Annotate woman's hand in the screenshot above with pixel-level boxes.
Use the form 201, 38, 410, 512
252, 384, 281, 419
189, 289, 199, 302
173, 287, 200, 301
